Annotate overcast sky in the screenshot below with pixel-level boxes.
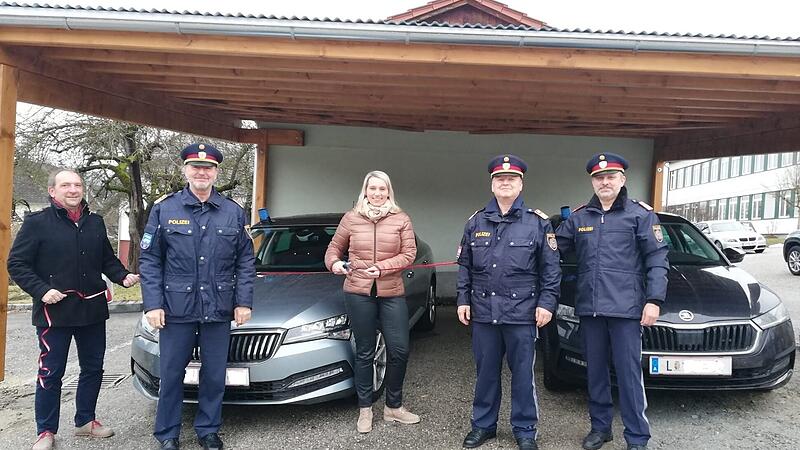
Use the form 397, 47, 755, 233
64, 0, 800, 38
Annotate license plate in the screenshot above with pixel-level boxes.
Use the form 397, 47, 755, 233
649, 356, 732, 376
183, 363, 250, 387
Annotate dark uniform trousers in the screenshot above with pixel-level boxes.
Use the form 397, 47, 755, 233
35, 321, 106, 434
471, 322, 539, 439
154, 321, 230, 442
581, 316, 650, 445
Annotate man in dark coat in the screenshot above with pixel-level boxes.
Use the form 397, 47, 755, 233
556, 153, 669, 450
8, 169, 139, 450
139, 143, 255, 450
456, 154, 561, 450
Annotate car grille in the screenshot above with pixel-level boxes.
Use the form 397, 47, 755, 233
192, 331, 283, 363
642, 323, 757, 353
739, 237, 756, 242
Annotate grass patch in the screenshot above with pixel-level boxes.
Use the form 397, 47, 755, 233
766, 236, 785, 246
6, 283, 141, 303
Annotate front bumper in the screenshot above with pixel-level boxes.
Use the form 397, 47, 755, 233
552, 318, 795, 390
130, 334, 356, 405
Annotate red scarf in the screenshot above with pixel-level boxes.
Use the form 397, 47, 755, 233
52, 199, 84, 223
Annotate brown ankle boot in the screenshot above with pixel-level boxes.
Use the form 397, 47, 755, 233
357, 407, 373, 433
383, 405, 420, 424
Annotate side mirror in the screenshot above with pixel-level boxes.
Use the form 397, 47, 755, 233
723, 247, 745, 263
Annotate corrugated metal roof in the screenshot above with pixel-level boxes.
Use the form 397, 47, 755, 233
1, 2, 797, 41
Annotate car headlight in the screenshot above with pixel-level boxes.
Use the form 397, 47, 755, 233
753, 303, 791, 329
135, 314, 160, 343
283, 314, 351, 344
556, 304, 580, 324
726, 238, 740, 243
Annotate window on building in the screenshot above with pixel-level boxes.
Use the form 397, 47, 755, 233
669, 171, 677, 191
676, 168, 685, 188
692, 164, 701, 185
780, 152, 794, 167
754, 154, 765, 172
767, 153, 779, 170
741, 156, 752, 175
700, 161, 710, 183
708, 200, 718, 220
720, 157, 730, 179
730, 156, 741, 177
727, 197, 737, 220
751, 194, 762, 220
698, 201, 708, 221
718, 198, 728, 219
739, 196, 750, 220
763, 192, 776, 219
710, 159, 720, 182
778, 190, 791, 218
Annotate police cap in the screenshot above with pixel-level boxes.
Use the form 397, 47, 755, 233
488, 154, 527, 178
586, 152, 627, 176
181, 143, 223, 167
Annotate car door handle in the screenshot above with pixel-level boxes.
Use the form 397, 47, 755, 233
406, 271, 414, 278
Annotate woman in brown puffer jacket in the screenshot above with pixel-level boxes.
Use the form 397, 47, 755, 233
325, 170, 419, 434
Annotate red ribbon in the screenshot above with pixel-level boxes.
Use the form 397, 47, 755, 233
257, 260, 457, 276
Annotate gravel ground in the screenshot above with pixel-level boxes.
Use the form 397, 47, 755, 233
0, 246, 797, 449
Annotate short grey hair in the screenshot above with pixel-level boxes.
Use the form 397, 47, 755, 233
47, 168, 83, 188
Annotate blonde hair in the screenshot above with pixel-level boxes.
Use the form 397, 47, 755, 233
353, 170, 402, 214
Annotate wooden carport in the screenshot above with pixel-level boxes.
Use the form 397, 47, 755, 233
2, 4, 800, 379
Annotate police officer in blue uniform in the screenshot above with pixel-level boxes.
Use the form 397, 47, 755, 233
555, 153, 668, 450
139, 144, 255, 450
456, 155, 561, 450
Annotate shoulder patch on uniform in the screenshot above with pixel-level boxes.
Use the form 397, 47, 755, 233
467, 208, 483, 221
634, 199, 653, 211
226, 197, 245, 209
153, 192, 174, 204
532, 209, 549, 220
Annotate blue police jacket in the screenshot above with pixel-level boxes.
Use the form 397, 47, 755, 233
456, 196, 561, 324
555, 187, 669, 319
139, 186, 255, 323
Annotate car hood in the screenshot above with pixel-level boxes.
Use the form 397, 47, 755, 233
659, 264, 782, 323
710, 230, 753, 239
240, 274, 346, 330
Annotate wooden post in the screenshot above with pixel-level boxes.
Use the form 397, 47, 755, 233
651, 148, 667, 212
251, 131, 269, 225
0, 64, 19, 382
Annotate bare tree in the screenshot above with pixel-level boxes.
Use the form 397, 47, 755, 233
15, 108, 255, 271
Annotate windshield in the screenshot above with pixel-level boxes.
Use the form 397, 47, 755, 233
251, 226, 337, 272
710, 222, 744, 232
661, 222, 725, 266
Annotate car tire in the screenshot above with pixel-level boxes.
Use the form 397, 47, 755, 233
787, 245, 800, 276
413, 281, 437, 332
540, 324, 572, 391
714, 240, 723, 250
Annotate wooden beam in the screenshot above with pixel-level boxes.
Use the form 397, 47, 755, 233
651, 160, 667, 212
7, 28, 800, 79
0, 47, 242, 141
43, 48, 800, 94
0, 64, 18, 382
655, 114, 800, 160
237, 128, 304, 146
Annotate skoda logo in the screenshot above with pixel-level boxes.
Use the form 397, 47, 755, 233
679, 310, 695, 322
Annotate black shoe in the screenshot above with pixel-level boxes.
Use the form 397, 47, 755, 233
462, 429, 497, 448
516, 437, 539, 450
582, 430, 613, 450
160, 438, 179, 450
627, 444, 647, 450
198, 433, 223, 450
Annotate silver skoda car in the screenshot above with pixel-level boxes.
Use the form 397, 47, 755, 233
130, 213, 437, 405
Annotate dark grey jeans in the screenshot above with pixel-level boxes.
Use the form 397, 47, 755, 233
344, 292, 410, 408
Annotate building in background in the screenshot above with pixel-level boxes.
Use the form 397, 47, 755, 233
665, 151, 800, 235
